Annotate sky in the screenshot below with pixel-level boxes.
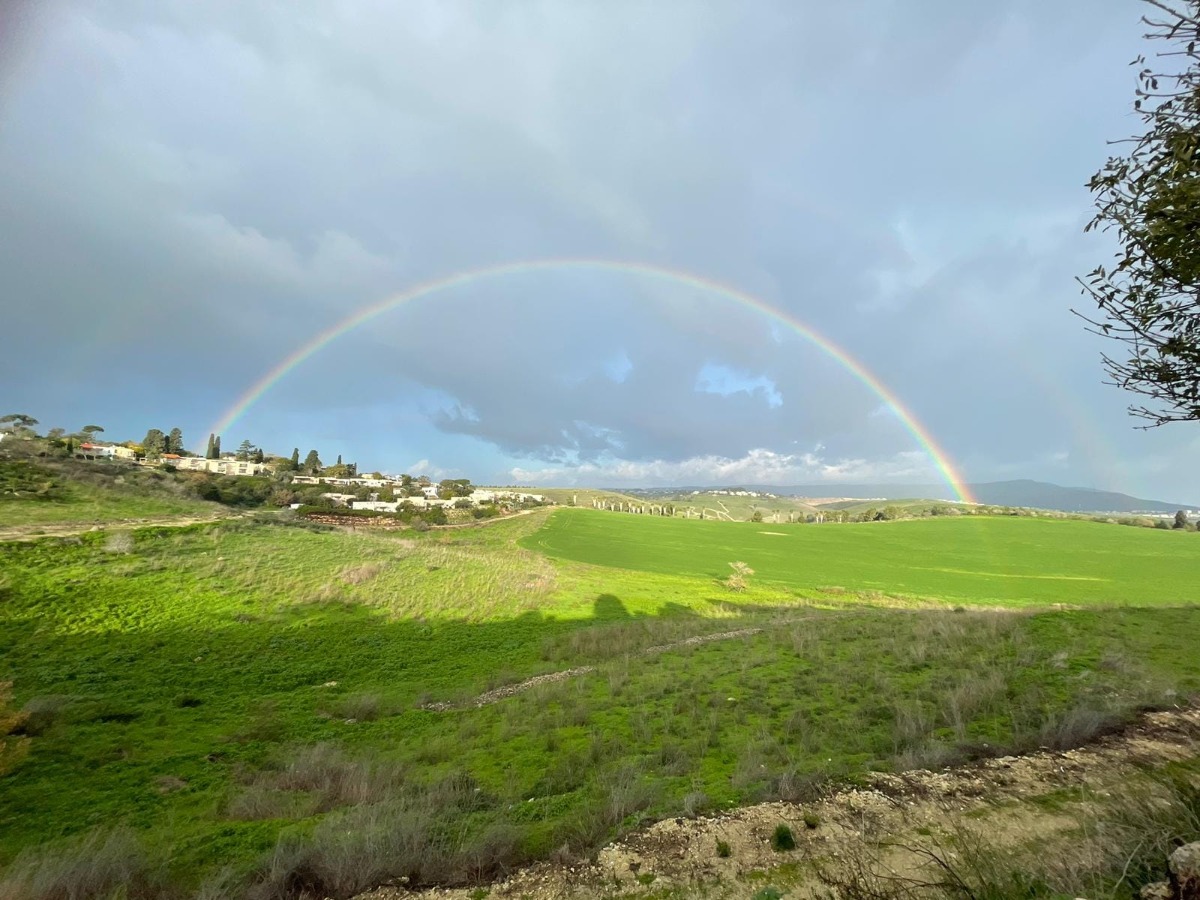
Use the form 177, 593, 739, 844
2, 0, 1197, 501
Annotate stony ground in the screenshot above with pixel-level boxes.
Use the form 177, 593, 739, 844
357, 707, 1200, 900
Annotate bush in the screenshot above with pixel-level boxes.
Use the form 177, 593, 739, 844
16, 695, 67, 737
716, 839, 732, 858
0, 827, 160, 900
771, 823, 796, 852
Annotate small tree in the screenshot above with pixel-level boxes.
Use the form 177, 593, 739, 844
303, 450, 322, 475
1174, 509, 1190, 529
724, 561, 755, 592
751, 509, 764, 523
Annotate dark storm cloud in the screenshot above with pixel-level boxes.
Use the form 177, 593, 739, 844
3, 0, 1192, 496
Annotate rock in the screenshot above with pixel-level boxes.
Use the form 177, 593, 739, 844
1170, 841, 1200, 900
1141, 882, 1173, 900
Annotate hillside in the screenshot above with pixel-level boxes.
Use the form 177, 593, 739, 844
656, 480, 1200, 513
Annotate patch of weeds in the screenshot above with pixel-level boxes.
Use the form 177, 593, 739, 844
752, 888, 784, 900
715, 839, 731, 858
771, 823, 796, 852
16, 696, 69, 737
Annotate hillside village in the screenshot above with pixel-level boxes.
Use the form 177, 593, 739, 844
0, 416, 546, 519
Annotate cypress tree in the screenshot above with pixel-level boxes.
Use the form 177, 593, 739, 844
290, 448, 300, 468
206, 433, 215, 459
213, 435, 221, 458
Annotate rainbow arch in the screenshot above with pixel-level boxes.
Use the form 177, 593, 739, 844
209, 259, 976, 503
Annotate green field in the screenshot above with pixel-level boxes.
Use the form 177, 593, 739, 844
523, 509, 1200, 606
1, 507, 1198, 898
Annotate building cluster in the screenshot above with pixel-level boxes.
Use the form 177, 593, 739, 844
72, 441, 546, 510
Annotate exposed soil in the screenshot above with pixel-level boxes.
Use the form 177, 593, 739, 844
357, 706, 1200, 900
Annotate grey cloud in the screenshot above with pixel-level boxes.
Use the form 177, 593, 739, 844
2, 0, 1194, 498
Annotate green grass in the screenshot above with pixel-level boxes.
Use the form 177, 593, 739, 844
1, 511, 1198, 897
0, 459, 220, 529
523, 508, 1200, 606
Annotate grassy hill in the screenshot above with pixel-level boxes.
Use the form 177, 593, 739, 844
523, 508, 1200, 606
0, 508, 1197, 898
0, 458, 224, 530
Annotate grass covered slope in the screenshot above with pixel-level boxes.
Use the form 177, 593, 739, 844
0, 459, 223, 530
1, 513, 1198, 897
523, 508, 1200, 606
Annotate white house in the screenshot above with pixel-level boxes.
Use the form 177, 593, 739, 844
173, 457, 267, 477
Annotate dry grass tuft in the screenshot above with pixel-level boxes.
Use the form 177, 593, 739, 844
0, 828, 160, 900
338, 563, 383, 585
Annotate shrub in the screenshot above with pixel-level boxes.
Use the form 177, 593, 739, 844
771, 823, 796, 851
724, 560, 755, 592
16, 695, 67, 737
0, 827, 159, 900
102, 531, 134, 554
716, 839, 732, 858
682, 790, 710, 817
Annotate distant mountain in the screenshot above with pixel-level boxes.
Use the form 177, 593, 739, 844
633, 480, 1196, 514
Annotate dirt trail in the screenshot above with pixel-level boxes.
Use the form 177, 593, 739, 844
358, 706, 1200, 900
419, 628, 764, 711
0, 511, 241, 542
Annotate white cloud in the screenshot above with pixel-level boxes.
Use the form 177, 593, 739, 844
510, 447, 939, 487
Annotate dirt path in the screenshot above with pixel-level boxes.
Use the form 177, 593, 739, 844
419, 628, 764, 711
358, 706, 1200, 900
0, 511, 241, 542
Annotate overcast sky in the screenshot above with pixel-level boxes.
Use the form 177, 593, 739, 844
3, 0, 1196, 500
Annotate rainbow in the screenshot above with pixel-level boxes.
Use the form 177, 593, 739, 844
209, 259, 976, 503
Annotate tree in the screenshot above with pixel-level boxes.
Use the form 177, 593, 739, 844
0, 414, 38, 435
167, 428, 184, 454
1174, 509, 1190, 529
213, 435, 221, 458
252, 448, 265, 464
206, 433, 216, 459
290, 448, 300, 469
142, 429, 166, 458
236, 439, 255, 461
1079, 0, 1200, 424
81, 424, 104, 437
303, 450, 322, 474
